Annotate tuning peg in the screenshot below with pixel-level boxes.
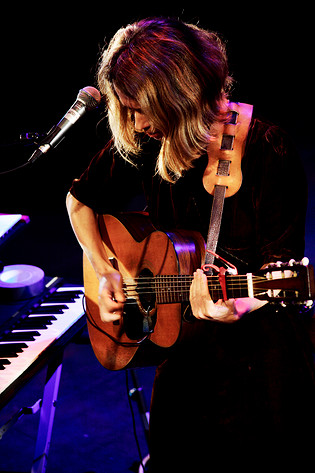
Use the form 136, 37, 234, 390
301, 257, 309, 267
305, 300, 314, 308
266, 262, 276, 268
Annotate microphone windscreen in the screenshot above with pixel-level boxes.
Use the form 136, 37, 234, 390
78, 86, 102, 110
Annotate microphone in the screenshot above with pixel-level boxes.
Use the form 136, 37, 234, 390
28, 86, 101, 164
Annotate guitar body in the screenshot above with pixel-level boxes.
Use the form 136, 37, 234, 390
83, 213, 205, 370
84, 213, 315, 370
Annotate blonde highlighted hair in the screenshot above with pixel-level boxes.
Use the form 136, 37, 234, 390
97, 17, 232, 182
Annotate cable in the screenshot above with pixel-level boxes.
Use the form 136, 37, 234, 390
0, 161, 31, 175
83, 294, 150, 347
82, 296, 150, 470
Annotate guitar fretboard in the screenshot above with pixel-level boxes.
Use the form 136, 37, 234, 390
123, 264, 314, 305
154, 274, 251, 303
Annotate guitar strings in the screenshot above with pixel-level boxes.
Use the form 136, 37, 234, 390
121, 288, 269, 296
121, 284, 271, 299
122, 275, 267, 286
121, 276, 267, 289
115, 273, 290, 302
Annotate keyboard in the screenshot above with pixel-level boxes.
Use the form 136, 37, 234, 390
0, 278, 85, 409
0, 214, 30, 247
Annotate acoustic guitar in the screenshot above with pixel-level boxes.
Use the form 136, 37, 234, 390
83, 213, 315, 370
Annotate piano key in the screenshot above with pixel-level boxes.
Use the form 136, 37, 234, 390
16, 322, 49, 331
15, 316, 55, 330
0, 343, 28, 357
1, 331, 41, 342
0, 359, 11, 365
0, 286, 85, 401
48, 290, 83, 303
0, 359, 11, 369
30, 304, 69, 314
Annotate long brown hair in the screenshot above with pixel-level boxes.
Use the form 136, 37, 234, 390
97, 17, 232, 182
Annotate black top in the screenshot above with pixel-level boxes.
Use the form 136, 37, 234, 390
70, 114, 315, 465
70, 117, 307, 274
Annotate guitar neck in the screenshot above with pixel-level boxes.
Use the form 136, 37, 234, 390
151, 264, 314, 304
155, 274, 249, 304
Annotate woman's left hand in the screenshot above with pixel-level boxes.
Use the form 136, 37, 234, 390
189, 269, 267, 323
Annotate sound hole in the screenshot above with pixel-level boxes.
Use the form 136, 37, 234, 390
123, 268, 156, 340
137, 268, 156, 313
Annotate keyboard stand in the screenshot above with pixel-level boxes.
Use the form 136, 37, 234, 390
0, 350, 64, 473
0, 351, 64, 473
31, 350, 63, 473
0, 281, 85, 472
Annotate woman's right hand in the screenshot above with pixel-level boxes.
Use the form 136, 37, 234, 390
98, 269, 126, 323
66, 194, 126, 324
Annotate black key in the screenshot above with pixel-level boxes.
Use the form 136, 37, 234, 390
49, 296, 75, 303
0, 359, 11, 369
16, 316, 56, 330
31, 305, 68, 314
1, 331, 40, 342
17, 321, 48, 330
0, 343, 28, 357
48, 290, 83, 303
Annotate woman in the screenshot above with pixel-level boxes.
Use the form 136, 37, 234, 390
67, 17, 315, 470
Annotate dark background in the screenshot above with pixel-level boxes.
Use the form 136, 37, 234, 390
1, 4, 314, 274
0, 4, 314, 472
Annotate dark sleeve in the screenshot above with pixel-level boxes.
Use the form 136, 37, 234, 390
249, 121, 307, 265
69, 140, 146, 214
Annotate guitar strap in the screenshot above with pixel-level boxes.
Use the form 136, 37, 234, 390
204, 102, 253, 271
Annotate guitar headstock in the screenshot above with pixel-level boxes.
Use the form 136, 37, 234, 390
256, 258, 314, 306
